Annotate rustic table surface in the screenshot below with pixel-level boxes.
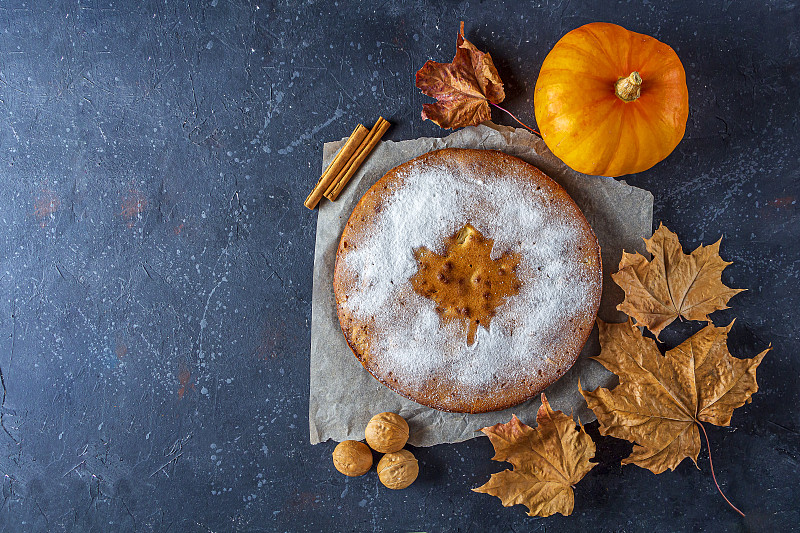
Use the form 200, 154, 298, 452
0, 1, 797, 532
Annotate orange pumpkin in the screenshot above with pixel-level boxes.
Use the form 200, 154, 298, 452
534, 22, 689, 177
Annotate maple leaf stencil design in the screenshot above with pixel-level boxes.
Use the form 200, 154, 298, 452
410, 224, 521, 345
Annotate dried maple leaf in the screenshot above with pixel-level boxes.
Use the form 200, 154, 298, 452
612, 223, 745, 340
581, 319, 769, 475
473, 394, 595, 517
415, 21, 505, 129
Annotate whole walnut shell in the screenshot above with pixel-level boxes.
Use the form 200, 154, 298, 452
377, 449, 419, 489
364, 412, 409, 453
332, 440, 372, 477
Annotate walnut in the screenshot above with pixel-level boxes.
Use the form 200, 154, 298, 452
332, 440, 372, 477
364, 412, 409, 453
377, 449, 419, 489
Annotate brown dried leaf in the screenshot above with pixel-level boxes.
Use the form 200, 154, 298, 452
612, 223, 745, 340
581, 319, 769, 474
473, 394, 595, 517
415, 21, 505, 129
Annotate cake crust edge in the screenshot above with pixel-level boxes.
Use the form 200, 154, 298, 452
332, 148, 603, 413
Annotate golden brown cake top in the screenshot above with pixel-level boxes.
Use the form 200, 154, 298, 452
334, 148, 601, 413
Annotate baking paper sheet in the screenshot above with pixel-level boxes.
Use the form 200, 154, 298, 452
309, 123, 653, 447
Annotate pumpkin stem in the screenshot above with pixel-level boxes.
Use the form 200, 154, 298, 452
615, 71, 642, 102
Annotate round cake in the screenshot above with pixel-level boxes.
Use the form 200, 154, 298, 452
333, 148, 602, 413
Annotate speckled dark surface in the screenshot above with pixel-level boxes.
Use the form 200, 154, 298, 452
0, 1, 797, 532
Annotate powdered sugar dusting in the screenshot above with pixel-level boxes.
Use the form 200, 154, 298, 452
336, 150, 601, 410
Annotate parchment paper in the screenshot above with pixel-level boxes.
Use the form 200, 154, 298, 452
309, 123, 653, 447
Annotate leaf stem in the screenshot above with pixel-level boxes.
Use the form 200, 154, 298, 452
489, 103, 540, 136
697, 421, 745, 517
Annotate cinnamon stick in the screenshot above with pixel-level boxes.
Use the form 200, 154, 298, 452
324, 117, 391, 201
304, 124, 369, 210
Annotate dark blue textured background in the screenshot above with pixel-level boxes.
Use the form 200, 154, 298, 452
0, 1, 797, 531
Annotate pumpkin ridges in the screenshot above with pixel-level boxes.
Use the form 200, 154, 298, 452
621, 105, 656, 175
595, 24, 650, 79
578, 24, 626, 75
623, 29, 638, 75
595, 110, 628, 177
547, 40, 618, 77
596, 106, 637, 176
541, 94, 618, 152
549, 94, 616, 157
534, 22, 688, 176
554, 100, 625, 174
533, 67, 610, 83
644, 47, 683, 77
609, 104, 660, 176
625, 30, 651, 75
631, 51, 686, 113
544, 42, 621, 83
536, 78, 607, 113
634, 90, 683, 141
539, 86, 617, 118
562, 97, 666, 177
626, 101, 680, 175
602, 104, 647, 176
627, 108, 643, 173
604, 25, 638, 75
